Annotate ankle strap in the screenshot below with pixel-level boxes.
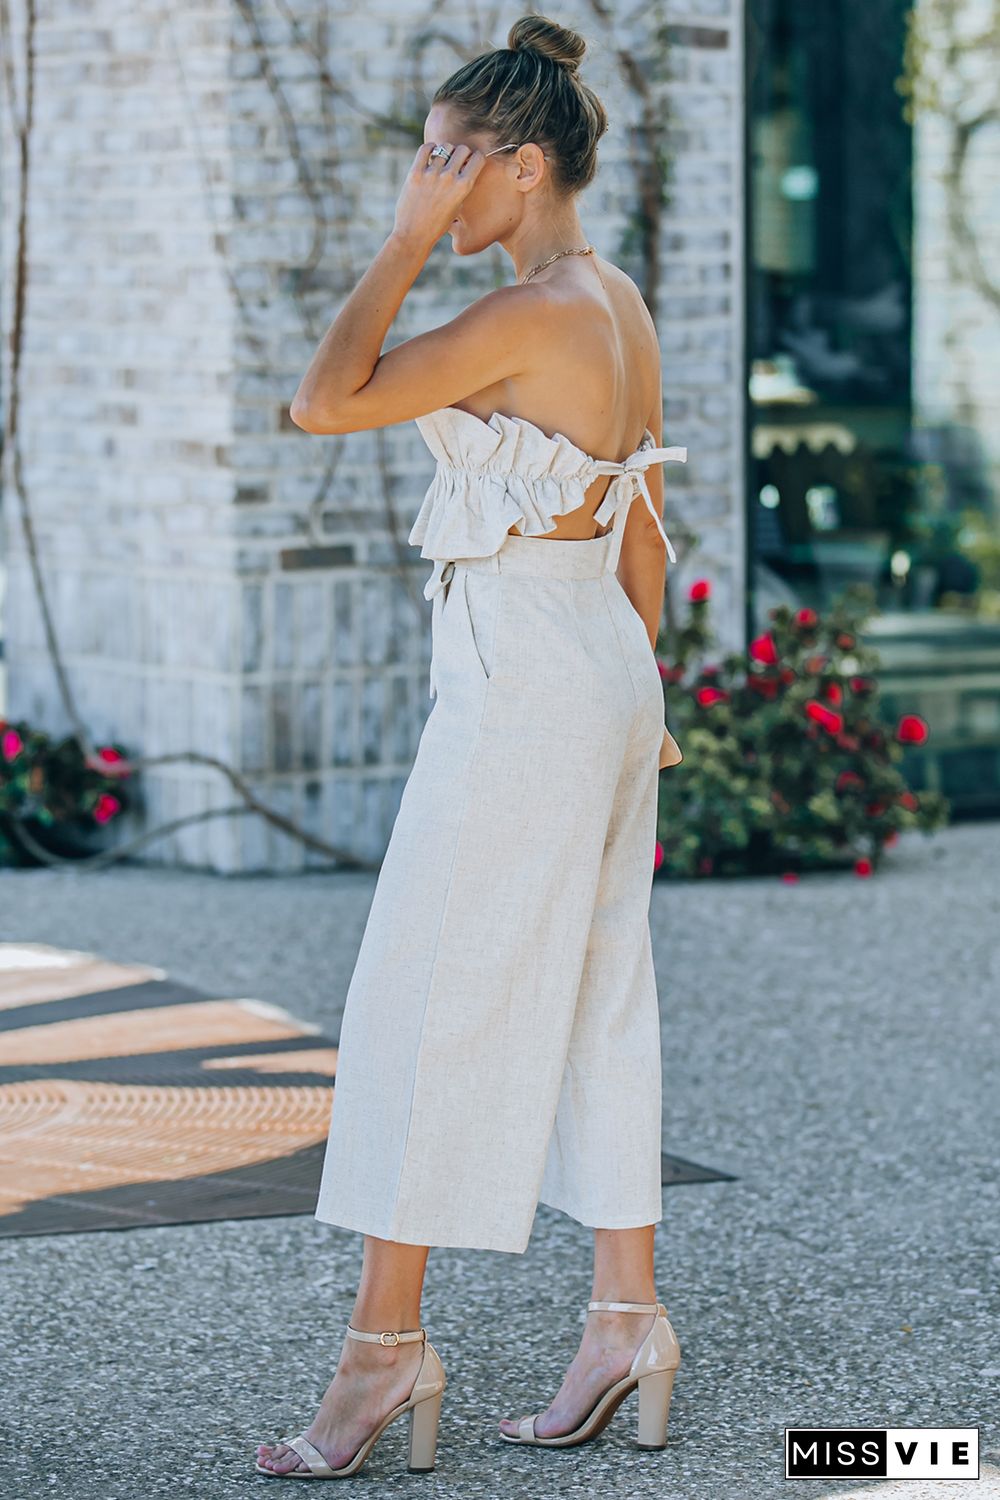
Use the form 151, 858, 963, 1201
587, 1300, 661, 1314
346, 1324, 426, 1346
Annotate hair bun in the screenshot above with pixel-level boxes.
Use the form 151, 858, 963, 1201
507, 14, 586, 74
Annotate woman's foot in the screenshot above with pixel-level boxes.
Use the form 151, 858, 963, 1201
498, 1306, 657, 1440
256, 1333, 426, 1475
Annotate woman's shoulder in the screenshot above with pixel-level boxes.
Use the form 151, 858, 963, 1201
459, 255, 652, 336
534, 255, 659, 349
599, 257, 660, 343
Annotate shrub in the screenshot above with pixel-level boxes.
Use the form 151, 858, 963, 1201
0, 718, 132, 866
653, 583, 949, 878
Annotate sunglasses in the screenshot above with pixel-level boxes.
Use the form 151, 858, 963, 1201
484, 142, 550, 160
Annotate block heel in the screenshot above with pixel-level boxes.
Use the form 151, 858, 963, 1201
407, 1385, 444, 1471
636, 1364, 677, 1448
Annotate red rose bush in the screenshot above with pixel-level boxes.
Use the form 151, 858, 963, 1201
653, 583, 948, 878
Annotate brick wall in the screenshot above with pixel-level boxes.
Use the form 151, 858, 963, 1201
1, 0, 746, 871
0, 0, 241, 868
912, 0, 1000, 501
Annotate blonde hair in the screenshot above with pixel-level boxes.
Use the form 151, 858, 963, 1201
431, 14, 609, 195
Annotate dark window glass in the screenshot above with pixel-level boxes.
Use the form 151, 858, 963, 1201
746, 0, 996, 623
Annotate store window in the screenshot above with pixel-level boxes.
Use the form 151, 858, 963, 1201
746, 0, 996, 624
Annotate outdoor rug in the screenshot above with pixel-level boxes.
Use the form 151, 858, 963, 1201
0, 941, 732, 1238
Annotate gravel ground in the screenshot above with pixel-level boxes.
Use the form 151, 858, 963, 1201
1, 821, 998, 1499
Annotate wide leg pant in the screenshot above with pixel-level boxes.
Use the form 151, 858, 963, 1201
313, 526, 665, 1254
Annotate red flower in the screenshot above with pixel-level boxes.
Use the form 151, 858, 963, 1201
1, 728, 23, 761
866, 802, 888, 818
696, 686, 729, 707
804, 701, 843, 734
837, 633, 855, 649
748, 675, 780, 699
93, 793, 121, 824
849, 676, 875, 696
896, 714, 929, 745
97, 745, 124, 763
657, 660, 685, 684
780, 668, 796, 684
805, 654, 827, 675
653, 840, 665, 871
854, 857, 873, 878
824, 682, 843, 705
836, 733, 861, 752
898, 791, 919, 812
781, 871, 800, 884
688, 578, 711, 603
749, 633, 778, 665
883, 831, 899, 847
835, 771, 863, 793
795, 608, 818, 628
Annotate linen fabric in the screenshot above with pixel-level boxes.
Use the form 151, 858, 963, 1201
313, 407, 688, 1254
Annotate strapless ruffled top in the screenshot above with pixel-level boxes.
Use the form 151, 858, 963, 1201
410, 407, 688, 606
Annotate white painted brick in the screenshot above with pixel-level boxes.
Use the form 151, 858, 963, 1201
2, 0, 747, 871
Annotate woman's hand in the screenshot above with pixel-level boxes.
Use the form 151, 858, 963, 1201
393, 142, 487, 248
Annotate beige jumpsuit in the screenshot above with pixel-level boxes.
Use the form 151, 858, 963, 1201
313, 407, 688, 1254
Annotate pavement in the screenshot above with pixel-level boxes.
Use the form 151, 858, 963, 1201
1, 820, 998, 1499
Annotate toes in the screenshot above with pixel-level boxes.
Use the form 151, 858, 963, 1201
258, 1440, 305, 1473
272, 1444, 305, 1474
269, 1446, 305, 1470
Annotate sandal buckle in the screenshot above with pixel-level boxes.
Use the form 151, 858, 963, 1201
379, 1331, 400, 1346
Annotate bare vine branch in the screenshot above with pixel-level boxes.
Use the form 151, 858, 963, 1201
0, 3, 678, 873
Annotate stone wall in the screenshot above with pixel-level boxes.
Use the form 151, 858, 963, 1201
0, 0, 241, 867
1, 0, 746, 871
912, 0, 1000, 506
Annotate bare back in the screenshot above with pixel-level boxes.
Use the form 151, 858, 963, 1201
446, 255, 662, 540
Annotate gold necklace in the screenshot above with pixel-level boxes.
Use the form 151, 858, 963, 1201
519, 244, 596, 285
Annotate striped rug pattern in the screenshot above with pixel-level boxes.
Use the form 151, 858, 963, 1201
0, 943, 338, 1237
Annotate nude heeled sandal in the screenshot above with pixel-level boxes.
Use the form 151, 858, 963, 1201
498, 1299, 681, 1450
255, 1323, 446, 1478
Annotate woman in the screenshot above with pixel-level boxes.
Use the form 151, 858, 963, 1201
256, 13, 685, 1480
